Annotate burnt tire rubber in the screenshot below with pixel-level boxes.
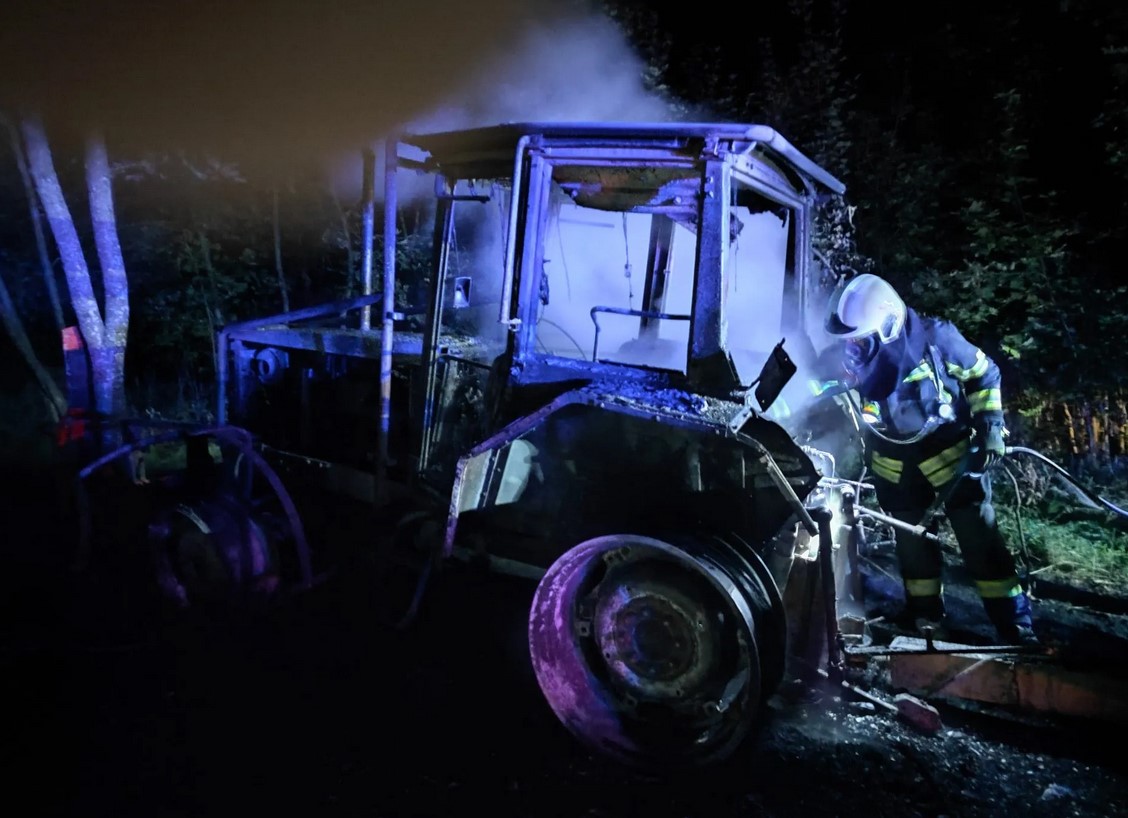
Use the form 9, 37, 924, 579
528, 531, 785, 771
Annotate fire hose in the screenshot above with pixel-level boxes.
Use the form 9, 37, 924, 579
1003, 445, 1128, 520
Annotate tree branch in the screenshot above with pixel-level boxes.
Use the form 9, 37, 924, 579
0, 267, 66, 419
272, 185, 290, 312
2, 114, 65, 331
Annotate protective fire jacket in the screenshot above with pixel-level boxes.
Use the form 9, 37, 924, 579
849, 309, 1004, 488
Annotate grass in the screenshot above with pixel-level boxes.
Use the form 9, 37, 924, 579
999, 513, 1128, 590
993, 467, 1128, 592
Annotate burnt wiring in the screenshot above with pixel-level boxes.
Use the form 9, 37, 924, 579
550, 196, 573, 301
370, 506, 446, 632
801, 445, 837, 481
536, 313, 588, 359
392, 556, 434, 631
1003, 445, 1128, 520
535, 200, 586, 359
997, 460, 1030, 565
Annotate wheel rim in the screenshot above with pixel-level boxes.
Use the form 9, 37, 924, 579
529, 533, 780, 769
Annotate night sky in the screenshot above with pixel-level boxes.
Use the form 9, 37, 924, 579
1, 2, 1119, 196
2, 0, 643, 174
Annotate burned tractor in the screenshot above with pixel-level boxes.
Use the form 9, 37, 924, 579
217, 122, 852, 769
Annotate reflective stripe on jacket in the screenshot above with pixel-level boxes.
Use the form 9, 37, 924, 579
864, 316, 1003, 440
862, 311, 1004, 486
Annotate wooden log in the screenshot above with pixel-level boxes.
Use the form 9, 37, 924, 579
887, 635, 1128, 722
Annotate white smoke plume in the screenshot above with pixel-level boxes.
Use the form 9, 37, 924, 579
406, 14, 680, 134
324, 7, 687, 201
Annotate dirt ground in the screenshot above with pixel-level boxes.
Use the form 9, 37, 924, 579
3, 468, 1127, 818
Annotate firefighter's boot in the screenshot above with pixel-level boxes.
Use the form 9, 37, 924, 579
899, 588, 948, 638
984, 592, 1039, 646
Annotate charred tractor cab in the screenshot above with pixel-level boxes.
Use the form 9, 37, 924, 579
217, 122, 849, 769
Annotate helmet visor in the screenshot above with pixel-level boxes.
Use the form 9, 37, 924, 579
843, 332, 879, 372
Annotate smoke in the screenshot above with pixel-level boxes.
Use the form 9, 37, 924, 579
1, 0, 681, 185
406, 14, 679, 134
324, 8, 685, 202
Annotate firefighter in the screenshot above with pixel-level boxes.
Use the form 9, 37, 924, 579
822, 273, 1038, 645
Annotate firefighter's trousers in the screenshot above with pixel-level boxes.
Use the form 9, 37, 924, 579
868, 441, 1030, 632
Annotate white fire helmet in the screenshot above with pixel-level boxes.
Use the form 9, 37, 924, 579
824, 274, 906, 344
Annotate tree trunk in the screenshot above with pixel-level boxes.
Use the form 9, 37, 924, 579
85, 133, 129, 418
196, 232, 220, 371
0, 269, 66, 419
331, 187, 357, 297
3, 116, 65, 332
20, 116, 129, 420
359, 148, 376, 330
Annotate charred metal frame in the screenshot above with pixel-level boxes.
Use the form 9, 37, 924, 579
213, 123, 848, 619
215, 123, 844, 496
499, 129, 842, 396
442, 384, 821, 560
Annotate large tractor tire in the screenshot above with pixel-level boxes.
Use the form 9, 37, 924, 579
528, 532, 786, 770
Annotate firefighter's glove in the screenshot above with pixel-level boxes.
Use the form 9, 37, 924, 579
970, 422, 1007, 472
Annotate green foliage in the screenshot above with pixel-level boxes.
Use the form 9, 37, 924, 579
1090, 8, 1128, 247
140, 228, 275, 383
847, 124, 954, 289
813, 196, 872, 288
930, 88, 1128, 396
815, 3, 1128, 402
394, 227, 433, 301
116, 155, 369, 413
735, 0, 870, 291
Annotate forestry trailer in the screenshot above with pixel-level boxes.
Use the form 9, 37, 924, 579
214, 121, 856, 770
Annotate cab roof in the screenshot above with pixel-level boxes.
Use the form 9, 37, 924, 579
399, 121, 846, 196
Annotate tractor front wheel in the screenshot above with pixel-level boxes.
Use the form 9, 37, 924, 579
528, 532, 785, 770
